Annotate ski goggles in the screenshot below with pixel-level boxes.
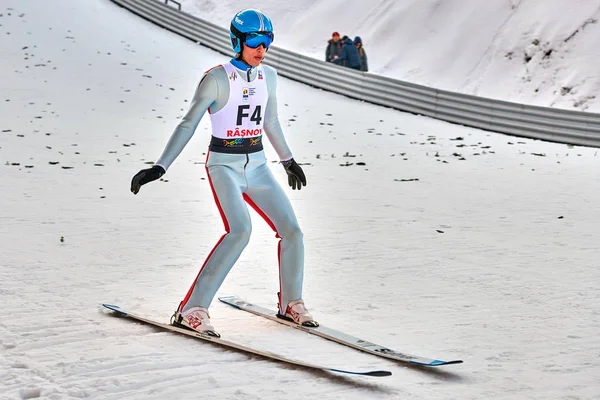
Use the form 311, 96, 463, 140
244, 31, 274, 49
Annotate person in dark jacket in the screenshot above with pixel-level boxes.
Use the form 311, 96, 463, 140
333, 37, 361, 70
325, 32, 342, 62
353, 36, 368, 72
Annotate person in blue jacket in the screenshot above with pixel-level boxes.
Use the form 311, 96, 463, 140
354, 36, 368, 72
333, 36, 361, 70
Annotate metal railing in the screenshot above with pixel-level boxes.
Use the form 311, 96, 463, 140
109, 0, 600, 148
164, 0, 180, 10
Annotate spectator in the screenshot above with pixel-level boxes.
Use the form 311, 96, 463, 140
333, 36, 361, 70
325, 32, 342, 62
353, 36, 368, 72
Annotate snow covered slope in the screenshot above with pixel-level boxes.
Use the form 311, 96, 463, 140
1, 0, 599, 399
181, 0, 600, 112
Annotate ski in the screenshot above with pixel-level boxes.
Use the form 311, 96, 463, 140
101, 304, 391, 377
218, 296, 463, 367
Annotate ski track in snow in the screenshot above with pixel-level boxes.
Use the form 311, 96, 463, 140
1, 1, 600, 399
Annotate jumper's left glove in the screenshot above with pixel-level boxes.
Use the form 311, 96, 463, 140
282, 158, 306, 190
130, 165, 165, 195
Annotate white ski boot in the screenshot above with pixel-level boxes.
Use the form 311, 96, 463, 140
172, 306, 220, 337
279, 299, 319, 327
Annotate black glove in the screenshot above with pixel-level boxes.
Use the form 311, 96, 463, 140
282, 159, 306, 190
131, 165, 165, 194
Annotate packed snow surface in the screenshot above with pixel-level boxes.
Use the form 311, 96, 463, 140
1, 1, 599, 399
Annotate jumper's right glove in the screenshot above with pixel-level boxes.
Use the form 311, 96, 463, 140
130, 165, 165, 195
282, 158, 306, 190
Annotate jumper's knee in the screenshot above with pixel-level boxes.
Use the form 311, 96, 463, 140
280, 223, 303, 243
226, 228, 252, 249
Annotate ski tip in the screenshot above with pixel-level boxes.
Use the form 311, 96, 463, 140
437, 360, 464, 365
412, 359, 464, 366
102, 303, 128, 316
366, 370, 393, 377
330, 368, 392, 377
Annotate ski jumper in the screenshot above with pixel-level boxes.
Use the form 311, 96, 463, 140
155, 59, 303, 315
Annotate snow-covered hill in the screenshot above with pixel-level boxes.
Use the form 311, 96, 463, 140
1, 0, 600, 399
181, 0, 600, 112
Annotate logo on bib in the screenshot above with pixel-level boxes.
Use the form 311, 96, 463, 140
226, 128, 263, 137
242, 88, 256, 101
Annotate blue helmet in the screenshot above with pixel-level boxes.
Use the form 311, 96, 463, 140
230, 9, 274, 54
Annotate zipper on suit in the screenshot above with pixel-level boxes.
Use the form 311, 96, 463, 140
243, 153, 250, 190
